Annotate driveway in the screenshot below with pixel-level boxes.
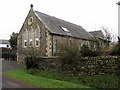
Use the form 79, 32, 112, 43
2, 76, 32, 88
2, 60, 24, 72
1, 59, 33, 89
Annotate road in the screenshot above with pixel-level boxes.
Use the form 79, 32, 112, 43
1, 59, 33, 89
2, 76, 32, 88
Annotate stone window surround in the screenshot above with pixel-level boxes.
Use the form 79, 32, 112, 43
23, 29, 27, 48
29, 28, 33, 47
35, 25, 40, 47
28, 17, 33, 25
22, 25, 40, 48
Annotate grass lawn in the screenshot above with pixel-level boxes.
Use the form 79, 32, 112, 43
3, 69, 90, 88
3, 69, 119, 88
32, 70, 119, 88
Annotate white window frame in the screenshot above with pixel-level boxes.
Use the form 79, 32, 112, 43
24, 40, 27, 47
61, 27, 70, 32
35, 38, 39, 47
81, 42, 83, 47
29, 39, 32, 47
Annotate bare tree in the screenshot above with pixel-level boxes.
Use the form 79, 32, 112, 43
112, 34, 117, 42
18, 47, 41, 69
101, 26, 112, 44
18, 47, 41, 58
116, 1, 120, 5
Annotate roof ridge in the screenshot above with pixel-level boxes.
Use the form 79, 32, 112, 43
89, 30, 102, 33
34, 10, 94, 40
34, 10, 83, 28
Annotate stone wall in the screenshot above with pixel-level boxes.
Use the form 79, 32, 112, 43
37, 57, 62, 72
37, 56, 120, 76
17, 9, 47, 62
52, 35, 94, 56
46, 31, 52, 57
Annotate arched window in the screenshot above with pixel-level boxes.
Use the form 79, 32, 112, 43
23, 30, 27, 47
29, 29, 32, 47
35, 26, 39, 47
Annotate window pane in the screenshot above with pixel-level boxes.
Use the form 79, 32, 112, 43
61, 27, 70, 32
30, 41, 32, 46
35, 28, 39, 39
23, 30, 27, 47
36, 40, 38, 46
29, 30, 32, 39
24, 41, 27, 46
23, 31, 27, 40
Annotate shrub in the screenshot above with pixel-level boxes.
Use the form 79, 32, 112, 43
111, 44, 120, 55
18, 47, 40, 69
25, 56, 39, 69
2, 49, 16, 60
111, 36, 120, 56
58, 41, 80, 63
57, 41, 81, 73
80, 45, 101, 57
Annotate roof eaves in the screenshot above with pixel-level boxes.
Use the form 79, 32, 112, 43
50, 32, 94, 41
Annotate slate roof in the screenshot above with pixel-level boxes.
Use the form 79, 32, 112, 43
34, 10, 94, 40
89, 30, 105, 40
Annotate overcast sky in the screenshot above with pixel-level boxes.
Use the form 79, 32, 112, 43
0, 0, 119, 41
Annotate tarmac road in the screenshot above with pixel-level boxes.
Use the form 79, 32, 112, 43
2, 76, 32, 88
2, 60, 25, 72
1, 59, 33, 89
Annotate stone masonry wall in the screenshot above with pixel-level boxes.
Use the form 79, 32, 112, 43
17, 9, 47, 62
52, 35, 94, 56
37, 56, 120, 76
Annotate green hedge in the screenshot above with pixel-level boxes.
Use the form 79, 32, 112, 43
2, 50, 16, 60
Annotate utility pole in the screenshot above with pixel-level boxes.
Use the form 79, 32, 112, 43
117, 2, 120, 37
116, 2, 120, 89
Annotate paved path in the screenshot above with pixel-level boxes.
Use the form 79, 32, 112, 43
1, 59, 33, 89
2, 60, 25, 72
2, 76, 32, 88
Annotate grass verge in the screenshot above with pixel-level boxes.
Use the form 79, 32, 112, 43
28, 69, 119, 88
3, 69, 89, 88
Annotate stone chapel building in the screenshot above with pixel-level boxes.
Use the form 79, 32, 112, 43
17, 5, 107, 62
